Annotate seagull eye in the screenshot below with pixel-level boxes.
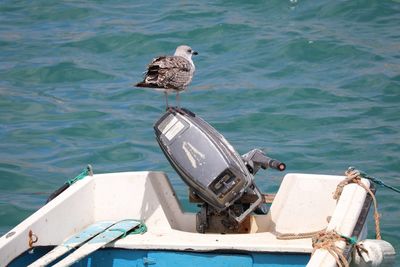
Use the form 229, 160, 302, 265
187, 49, 192, 53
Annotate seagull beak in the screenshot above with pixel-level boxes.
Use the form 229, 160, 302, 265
192, 51, 198, 55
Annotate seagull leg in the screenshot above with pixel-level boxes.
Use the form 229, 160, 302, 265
164, 91, 169, 109
176, 91, 180, 108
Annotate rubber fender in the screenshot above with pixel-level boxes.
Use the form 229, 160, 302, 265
352, 239, 396, 267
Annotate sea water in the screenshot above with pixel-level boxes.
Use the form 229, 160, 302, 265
0, 0, 399, 264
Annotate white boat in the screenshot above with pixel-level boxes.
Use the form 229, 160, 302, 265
0, 170, 395, 266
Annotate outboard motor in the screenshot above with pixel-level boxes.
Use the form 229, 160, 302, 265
154, 107, 285, 233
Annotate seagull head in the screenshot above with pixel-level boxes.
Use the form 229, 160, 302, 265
174, 45, 198, 61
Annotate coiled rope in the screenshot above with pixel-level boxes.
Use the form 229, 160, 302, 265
311, 230, 367, 267
333, 167, 381, 240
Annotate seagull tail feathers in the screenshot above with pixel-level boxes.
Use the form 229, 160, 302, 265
135, 81, 160, 88
135, 81, 148, 87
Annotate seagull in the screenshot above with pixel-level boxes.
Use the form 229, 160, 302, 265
135, 45, 198, 108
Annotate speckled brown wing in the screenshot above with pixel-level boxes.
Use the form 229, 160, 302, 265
137, 56, 194, 90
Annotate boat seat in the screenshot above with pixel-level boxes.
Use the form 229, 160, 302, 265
258, 173, 345, 234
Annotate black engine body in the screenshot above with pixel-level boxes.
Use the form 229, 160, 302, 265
154, 107, 262, 222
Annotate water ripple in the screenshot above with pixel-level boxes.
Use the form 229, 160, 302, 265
0, 0, 399, 262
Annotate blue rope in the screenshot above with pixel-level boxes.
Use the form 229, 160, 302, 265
130, 221, 147, 235
339, 234, 358, 245
109, 228, 128, 238
348, 166, 400, 194
109, 221, 147, 239
66, 165, 93, 185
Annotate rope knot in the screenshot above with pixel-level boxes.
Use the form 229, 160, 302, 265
333, 167, 381, 240
312, 230, 354, 267
312, 230, 342, 250
333, 167, 362, 200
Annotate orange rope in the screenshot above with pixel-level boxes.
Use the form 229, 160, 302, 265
312, 230, 350, 267
333, 168, 381, 240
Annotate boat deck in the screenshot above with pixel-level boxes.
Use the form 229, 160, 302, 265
0, 171, 370, 267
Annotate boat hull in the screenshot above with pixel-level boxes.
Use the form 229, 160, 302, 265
10, 247, 310, 267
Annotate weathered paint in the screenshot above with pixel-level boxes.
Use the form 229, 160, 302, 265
28, 220, 115, 267
10, 247, 310, 267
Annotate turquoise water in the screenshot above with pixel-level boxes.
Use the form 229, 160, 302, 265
1, 0, 399, 263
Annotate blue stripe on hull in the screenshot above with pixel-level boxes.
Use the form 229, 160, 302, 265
9, 247, 310, 267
